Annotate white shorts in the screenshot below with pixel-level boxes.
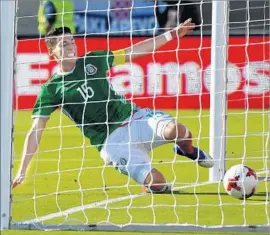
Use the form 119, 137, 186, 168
100, 108, 175, 185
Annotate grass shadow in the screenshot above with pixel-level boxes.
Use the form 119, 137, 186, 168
159, 191, 269, 198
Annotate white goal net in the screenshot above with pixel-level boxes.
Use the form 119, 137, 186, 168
1, 0, 269, 233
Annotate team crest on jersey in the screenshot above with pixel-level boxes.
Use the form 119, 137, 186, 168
85, 64, 97, 76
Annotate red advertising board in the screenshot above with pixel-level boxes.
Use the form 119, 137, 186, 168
16, 37, 269, 110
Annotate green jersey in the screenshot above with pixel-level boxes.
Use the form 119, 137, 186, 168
32, 50, 135, 151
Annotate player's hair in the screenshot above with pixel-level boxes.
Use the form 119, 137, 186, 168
45, 26, 72, 48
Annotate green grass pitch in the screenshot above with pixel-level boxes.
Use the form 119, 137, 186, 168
7, 109, 269, 235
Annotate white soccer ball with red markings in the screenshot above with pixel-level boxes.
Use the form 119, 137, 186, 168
223, 165, 258, 199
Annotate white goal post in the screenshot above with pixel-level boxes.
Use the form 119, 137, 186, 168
1, 0, 270, 233
209, 0, 228, 182
0, 0, 16, 230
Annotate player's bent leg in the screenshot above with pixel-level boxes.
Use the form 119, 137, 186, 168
113, 158, 172, 194
163, 122, 214, 168
142, 168, 172, 193
100, 134, 171, 193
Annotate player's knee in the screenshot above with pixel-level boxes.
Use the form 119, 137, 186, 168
163, 122, 189, 141
144, 168, 167, 192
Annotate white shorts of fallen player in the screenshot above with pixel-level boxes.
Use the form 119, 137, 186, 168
100, 108, 175, 185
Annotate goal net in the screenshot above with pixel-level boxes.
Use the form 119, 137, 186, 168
1, 0, 269, 233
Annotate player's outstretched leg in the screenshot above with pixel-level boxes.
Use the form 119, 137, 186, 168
163, 122, 214, 168
142, 169, 172, 193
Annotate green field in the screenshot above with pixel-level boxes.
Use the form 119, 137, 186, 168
7, 109, 269, 235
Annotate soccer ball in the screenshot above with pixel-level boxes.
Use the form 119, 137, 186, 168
223, 164, 258, 199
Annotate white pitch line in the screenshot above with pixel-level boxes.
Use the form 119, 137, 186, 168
257, 170, 270, 175
23, 181, 214, 224
257, 170, 270, 181
23, 193, 146, 224
13, 159, 97, 162
173, 181, 215, 190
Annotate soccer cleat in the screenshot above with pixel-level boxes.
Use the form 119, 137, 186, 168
142, 182, 172, 193
174, 145, 214, 168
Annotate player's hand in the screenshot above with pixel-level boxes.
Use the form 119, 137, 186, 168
174, 18, 195, 38
12, 171, 26, 189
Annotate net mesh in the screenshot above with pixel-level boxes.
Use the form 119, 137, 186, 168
11, 0, 269, 231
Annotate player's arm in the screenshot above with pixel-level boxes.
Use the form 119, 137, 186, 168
124, 18, 195, 62
12, 83, 58, 189
12, 117, 48, 189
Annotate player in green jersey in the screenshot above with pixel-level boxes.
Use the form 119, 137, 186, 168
13, 19, 214, 192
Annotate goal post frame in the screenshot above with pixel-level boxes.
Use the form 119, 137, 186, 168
0, 0, 16, 230
3, 0, 270, 233
209, 0, 229, 182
